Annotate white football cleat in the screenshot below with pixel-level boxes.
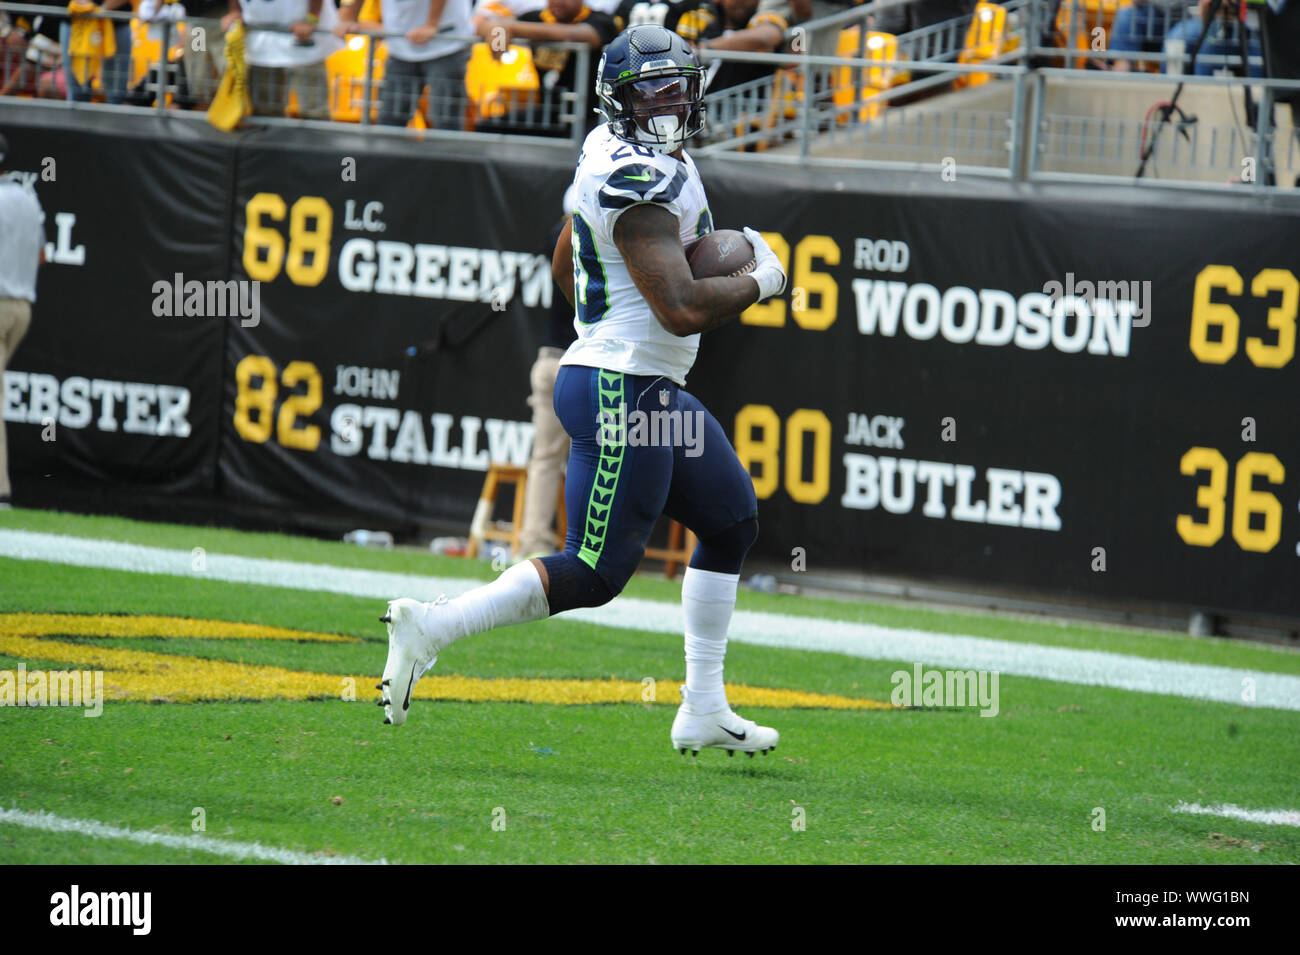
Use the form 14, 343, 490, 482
671, 686, 779, 757
377, 596, 453, 726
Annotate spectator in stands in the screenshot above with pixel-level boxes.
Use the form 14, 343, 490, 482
63, 0, 133, 104
1162, 0, 1262, 76
181, 0, 234, 107
473, 0, 618, 135
696, 0, 789, 93
607, 0, 807, 46
223, 0, 344, 119
471, 0, 621, 21
0, 3, 67, 99
613, 0, 705, 34
871, 0, 970, 36
0, 132, 44, 509
1107, 0, 1183, 71
335, 0, 473, 129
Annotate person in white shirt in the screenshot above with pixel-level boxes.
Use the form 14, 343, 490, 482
0, 132, 45, 508
223, 0, 344, 119
336, 0, 472, 129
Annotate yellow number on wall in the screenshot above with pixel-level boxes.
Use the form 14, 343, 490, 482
1232, 452, 1284, 552
233, 354, 278, 444
1176, 446, 1228, 547
790, 236, 840, 331
243, 193, 287, 283
734, 404, 782, 498
286, 197, 334, 288
784, 409, 831, 504
1188, 265, 1242, 365
1244, 269, 1298, 369
277, 360, 323, 451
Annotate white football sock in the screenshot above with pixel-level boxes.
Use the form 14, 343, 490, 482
681, 566, 739, 714
429, 560, 550, 648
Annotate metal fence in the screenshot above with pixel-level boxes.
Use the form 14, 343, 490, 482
692, 0, 1299, 191
0, 2, 591, 149
2, 0, 1298, 191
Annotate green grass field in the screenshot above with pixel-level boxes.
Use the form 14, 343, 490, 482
1, 508, 1298, 864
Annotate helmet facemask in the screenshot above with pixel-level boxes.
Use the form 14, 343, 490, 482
618, 72, 704, 154
597, 40, 706, 156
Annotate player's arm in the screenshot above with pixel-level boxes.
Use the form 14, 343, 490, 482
613, 204, 767, 338
552, 215, 575, 309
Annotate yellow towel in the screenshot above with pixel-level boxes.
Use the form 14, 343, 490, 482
66, 1, 116, 86
207, 21, 250, 132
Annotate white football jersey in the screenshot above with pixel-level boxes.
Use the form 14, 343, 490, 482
560, 123, 714, 386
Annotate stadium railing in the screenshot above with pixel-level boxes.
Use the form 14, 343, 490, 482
0, 2, 592, 150
2, 0, 1298, 191
693, 0, 1298, 190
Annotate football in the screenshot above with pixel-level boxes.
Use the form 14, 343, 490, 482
686, 229, 757, 279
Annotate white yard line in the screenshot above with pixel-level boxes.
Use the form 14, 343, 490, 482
2, 529, 1299, 712
1172, 801, 1300, 827
0, 806, 387, 864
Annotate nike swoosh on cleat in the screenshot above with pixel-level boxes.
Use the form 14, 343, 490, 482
719, 725, 746, 741
402, 662, 417, 711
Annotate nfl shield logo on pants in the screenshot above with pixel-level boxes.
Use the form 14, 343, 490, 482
659, 389, 670, 407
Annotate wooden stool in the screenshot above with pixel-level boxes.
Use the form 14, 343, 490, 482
467, 464, 566, 558
470, 465, 691, 577
642, 518, 698, 580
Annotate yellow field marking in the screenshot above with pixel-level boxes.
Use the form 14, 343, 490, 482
0, 613, 357, 643
0, 613, 896, 710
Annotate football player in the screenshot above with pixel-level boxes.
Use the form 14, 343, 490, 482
378, 24, 787, 757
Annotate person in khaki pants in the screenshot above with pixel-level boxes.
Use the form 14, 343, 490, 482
0, 131, 45, 508
515, 206, 578, 560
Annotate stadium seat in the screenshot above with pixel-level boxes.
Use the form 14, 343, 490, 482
1056, 0, 1130, 70
833, 29, 900, 125
463, 42, 540, 131
326, 35, 388, 124
956, 2, 1016, 89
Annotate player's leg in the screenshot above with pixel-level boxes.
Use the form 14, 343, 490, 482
538, 365, 675, 605
660, 389, 776, 755
378, 366, 671, 724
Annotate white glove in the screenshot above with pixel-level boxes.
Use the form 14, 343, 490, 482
743, 227, 786, 302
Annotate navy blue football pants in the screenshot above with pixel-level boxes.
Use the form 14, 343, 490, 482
543, 364, 758, 605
